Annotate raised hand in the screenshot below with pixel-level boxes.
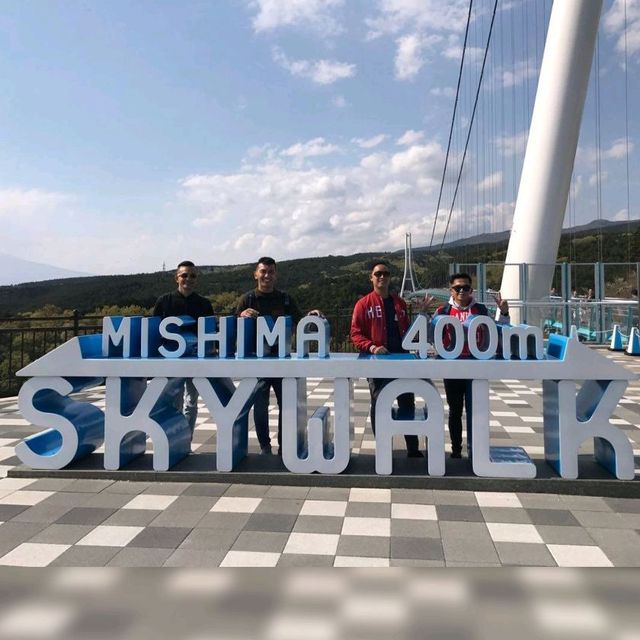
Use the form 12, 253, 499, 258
493, 291, 509, 315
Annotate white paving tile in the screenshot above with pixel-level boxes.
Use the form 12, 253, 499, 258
349, 488, 391, 503
341, 517, 390, 537
503, 426, 535, 434
122, 494, 179, 510
0, 543, 70, 567
283, 533, 340, 556
486, 523, 544, 544
0, 490, 54, 506
334, 556, 390, 567
491, 411, 518, 417
220, 551, 280, 567
475, 492, 523, 508
299, 500, 347, 517
210, 497, 262, 513
546, 544, 613, 567
391, 504, 437, 520
76, 525, 144, 547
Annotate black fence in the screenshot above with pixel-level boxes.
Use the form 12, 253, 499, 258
0, 310, 358, 398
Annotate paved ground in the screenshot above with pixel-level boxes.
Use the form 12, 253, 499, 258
0, 349, 638, 566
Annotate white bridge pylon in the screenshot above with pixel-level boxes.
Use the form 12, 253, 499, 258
400, 232, 418, 298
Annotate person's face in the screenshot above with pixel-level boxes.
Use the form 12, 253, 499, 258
450, 277, 473, 305
254, 262, 277, 292
176, 265, 198, 296
370, 264, 391, 296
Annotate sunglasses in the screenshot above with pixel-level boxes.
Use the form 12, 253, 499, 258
178, 273, 197, 279
373, 271, 390, 278
451, 284, 472, 293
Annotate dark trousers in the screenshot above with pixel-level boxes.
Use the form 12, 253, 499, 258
367, 378, 420, 453
444, 379, 473, 453
253, 378, 282, 448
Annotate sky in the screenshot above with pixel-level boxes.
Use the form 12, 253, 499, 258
1, 0, 639, 276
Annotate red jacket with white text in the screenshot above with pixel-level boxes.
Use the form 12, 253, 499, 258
350, 291, 410, 354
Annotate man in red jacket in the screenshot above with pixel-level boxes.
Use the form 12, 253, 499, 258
350, 261, 428, 457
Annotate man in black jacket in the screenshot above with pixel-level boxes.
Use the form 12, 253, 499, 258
236, 256, 320, 454
153, 260, 213, 436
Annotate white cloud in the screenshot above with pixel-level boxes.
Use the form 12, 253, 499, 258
177, 138, 446, 263
251, 0, 344, 36
0, 188, 72, 218
352, 134, 387, 149
478, 171, 503, 191
430, 86, 456, 99
366, 0, 470, 39
396, 129, 424, 146
332, 95, 348, 108
577, 138, 634, 164
604, 0, 640, 59
272, 47, 355, 85
281, 137, 341, 159
495, 131, 528, 157
501, 59, 537, 88
395, 33, 426, 80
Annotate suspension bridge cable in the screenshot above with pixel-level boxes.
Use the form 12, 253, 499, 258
624, 0, 632, 272
440, 0, 500, 250
428, 0, 474, 250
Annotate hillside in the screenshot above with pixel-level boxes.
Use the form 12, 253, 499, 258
1, 220, 638, 316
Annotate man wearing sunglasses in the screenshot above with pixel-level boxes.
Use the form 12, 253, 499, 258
436, 272, 510, 458
153, 260, 214, 437
350, 261, 428, 458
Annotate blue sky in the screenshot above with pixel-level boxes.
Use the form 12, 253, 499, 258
1, 0, 638, 275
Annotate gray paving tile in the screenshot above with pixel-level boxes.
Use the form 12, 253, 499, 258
605, 498, 640, 514
277, 554, 333, 566
103, 481, 151, 495
128, 527, 192, 549
244, 513, 297, 533
337, 535, 390, 558
150, 509, 210, 528
265, 486, 310, 500
80, 493, 133, 509
224, 484, 271, 498
141, 482, 191, 496
390, 536, 444, 561
390, 489, 435, 504
345, 502, 391, 518
585, 528, 640, 566
50, 545, 121, 566
26, 478, 77, 492
0, 505, 29, 520
29, 524, 94, 545
536, 525, 597, 545
163, 549, 227, 567
480, 507, 533, 524
390, 520, 440, 538
560, 496, 613, 512
231, 530, 289, 553
390, 559, 445, 567
440, 521, 499, 564
0, 522, 48, 556
196, 512, 251, 530
432, 490, 477, 506
436, 505, 484, 522
169, 496, 219, 511
182, 483, 230, 497
254, 498, 304, 516
10, 504, 73, 524
307, 487, 351, 501
38, 492, 93, 507
179, 528, 240, 551
618, 513, 640, 529
108, 547, 174, 567
526, 508, 580, 526
292, 516, 343, 535
64, 479, 114, 493
571, 510, 630, 529
446, 560, 502, 567
494, 542, 556, 566
516, 493, 567, 510
56, 508, 116, 526
102, 509, 159, 527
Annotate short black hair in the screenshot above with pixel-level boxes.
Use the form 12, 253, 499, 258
368, 259, 391, 272
177, 260, 195, 270
449, 272, 472, 285
256, 256, 276, 268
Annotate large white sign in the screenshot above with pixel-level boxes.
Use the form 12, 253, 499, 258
16, 314, 637, 480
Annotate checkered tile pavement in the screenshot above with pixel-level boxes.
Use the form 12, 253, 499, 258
0, 348, 637, 566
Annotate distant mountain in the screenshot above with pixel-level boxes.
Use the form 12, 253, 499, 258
0, 253, 92, 286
